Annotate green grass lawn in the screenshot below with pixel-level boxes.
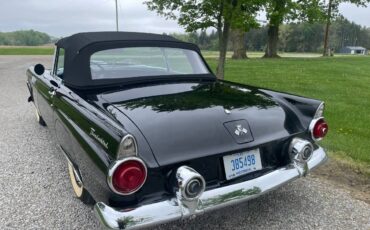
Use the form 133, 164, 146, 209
202, 51, 323, 58
0, 46, 54, 55
206, 56, 370, 166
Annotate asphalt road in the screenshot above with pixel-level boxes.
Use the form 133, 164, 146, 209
0, 56, 369, 230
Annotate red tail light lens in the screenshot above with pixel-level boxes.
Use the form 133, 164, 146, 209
110, 159, 147, 195
312, 118, 328, 140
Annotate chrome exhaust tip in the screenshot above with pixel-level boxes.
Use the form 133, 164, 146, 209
289, 138, 314, 177
185, 178, 203, 199
289, 138, 314, 164
176, 166, 206, 201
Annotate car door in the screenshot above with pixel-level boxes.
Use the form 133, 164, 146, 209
50, 47, 102, 167
47, 48, 73, 154
33, 49, 62, 130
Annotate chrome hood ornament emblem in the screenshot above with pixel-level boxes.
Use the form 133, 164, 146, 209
234, 125, 248, 136
224, 120, 254, 144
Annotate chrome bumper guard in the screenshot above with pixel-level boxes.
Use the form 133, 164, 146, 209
95, 147, 327, 230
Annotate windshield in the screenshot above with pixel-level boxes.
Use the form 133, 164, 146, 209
90, 47, 210, 80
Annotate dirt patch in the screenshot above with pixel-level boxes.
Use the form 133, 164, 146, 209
312, 158, 370, 204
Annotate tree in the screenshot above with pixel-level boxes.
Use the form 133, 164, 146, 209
243, 16, 370, 53
323, 0, 369, 56
281, 22, 324, 52
329, 16, 370, 51
168, 16, 370, 53
231, 28, 247, 59
0, 30, 51, 46
263, 0, 325, 58
145, 0, 263, 79
245, 27, 268, 51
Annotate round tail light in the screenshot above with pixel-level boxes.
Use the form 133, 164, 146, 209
108, 158, 147, 195
310, 118, 328, 141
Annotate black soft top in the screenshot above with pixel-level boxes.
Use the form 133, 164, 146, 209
56, 32, 181, 55
55, 32, 213, 89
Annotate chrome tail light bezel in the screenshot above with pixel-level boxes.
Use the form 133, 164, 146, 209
107, 156, 148, 196
309, 102, 328, 142
309, 117, 328, 142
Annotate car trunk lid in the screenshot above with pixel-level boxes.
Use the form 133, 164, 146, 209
100, 81, 296, 166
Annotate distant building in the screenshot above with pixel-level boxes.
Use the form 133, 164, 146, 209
340, 46, 368, 55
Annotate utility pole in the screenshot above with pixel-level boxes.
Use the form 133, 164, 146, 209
115, 0, 119, 31
323, 0, 332, 56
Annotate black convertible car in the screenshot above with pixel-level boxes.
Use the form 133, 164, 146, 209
27, 32, 328, 229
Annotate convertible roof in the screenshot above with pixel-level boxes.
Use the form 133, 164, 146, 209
54, 32, 212, 89
56, 31, 181, 53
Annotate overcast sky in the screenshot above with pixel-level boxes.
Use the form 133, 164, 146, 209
0, 0, 369, 37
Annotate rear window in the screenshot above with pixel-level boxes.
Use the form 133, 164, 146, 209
90, 47, 210, 80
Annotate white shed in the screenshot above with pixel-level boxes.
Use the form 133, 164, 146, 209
340, 46, 368, 55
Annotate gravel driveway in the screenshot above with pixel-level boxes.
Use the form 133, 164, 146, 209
0, 56, 369, 230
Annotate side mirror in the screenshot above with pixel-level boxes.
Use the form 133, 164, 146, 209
34, 64, 45, 75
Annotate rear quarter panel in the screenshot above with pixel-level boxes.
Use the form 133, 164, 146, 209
53, 88, 124, 203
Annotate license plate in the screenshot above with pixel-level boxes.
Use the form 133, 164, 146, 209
223, 149, 262, 180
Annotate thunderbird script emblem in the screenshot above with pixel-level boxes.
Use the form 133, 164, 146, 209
234, 124, 248, 136
90, 128, 109, 149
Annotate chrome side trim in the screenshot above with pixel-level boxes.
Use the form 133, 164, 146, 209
51, 46, 57, 75
95, 147, 327, 230
59, 146, 83, 183
107, 157, 148, 196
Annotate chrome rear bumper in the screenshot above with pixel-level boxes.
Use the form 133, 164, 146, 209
94, 147, 327, 230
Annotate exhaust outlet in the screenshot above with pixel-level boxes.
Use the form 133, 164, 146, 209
176, 166, 206, 200
289, 138, 314, 176
289, 138, 314, 164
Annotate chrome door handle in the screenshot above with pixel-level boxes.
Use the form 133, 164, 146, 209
48, 89, 56, 97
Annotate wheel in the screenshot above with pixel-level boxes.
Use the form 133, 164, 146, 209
67, 162, 95, 205
35, 108, 46, 126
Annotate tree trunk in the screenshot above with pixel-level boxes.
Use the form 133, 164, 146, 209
264, 24, 280, 58
231, 29, 247, 59
216, 22, 231, 80
323, 0, 333, 56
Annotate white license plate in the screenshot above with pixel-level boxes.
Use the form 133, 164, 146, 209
223, 149, 262, 180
